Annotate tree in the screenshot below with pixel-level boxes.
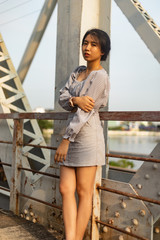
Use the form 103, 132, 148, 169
109, 159, 134, 169
37, 120, 53, 132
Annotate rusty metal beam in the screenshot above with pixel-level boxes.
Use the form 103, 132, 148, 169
18, 167, 59, 179
10, 119, 23, 215
97, 185, 160, 205
99, 111, 160, 122
18, 192, 62, 210
0, 186, 10, 192
0, 111, 160, 121
0, 140, 12, 144
107, 153, 160, 163
0, 161, 11, 167
23, 143, 57, 151
96, 219, 149, 240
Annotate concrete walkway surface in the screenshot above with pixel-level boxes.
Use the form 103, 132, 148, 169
0, 209, 63, 240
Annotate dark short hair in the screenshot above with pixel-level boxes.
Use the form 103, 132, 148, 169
82, 28, 111, 61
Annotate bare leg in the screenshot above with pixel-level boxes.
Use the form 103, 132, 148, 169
60, 166, 77, 240
75, 166, 97, 240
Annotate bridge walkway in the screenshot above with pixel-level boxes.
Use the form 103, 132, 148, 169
0, 209, 63, 240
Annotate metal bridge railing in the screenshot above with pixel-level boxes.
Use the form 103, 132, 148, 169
0, 111, 160, 240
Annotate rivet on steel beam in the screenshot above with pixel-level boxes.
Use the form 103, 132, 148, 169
132, 218, 139, 226
144, 174, 150, 179
136, 184, 142, 189
28, 204, 33, 210
154, 227, 160, 234
32, 218, 37, 223
139, 209, 146, 216
30, 212, 34, 217
121, 201, 127, 209
115, 211, 120, 218
24, 209, 28, 214
103, 226, 108, 233
49, 224, 53, 229
108, 219, 114, 225
153, 164, 158, 169
119, 235, 124, 240
125, 227, 131, 233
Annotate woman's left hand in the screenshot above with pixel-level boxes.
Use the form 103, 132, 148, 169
54, 139, 70, 162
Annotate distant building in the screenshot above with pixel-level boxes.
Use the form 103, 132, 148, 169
33, 107, 45, 113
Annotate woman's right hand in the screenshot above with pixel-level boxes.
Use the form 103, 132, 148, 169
73, 96, 95, 112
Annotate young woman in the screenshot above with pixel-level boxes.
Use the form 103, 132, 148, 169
54, 29, 111, 240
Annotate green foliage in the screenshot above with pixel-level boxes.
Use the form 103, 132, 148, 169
37, 120, 53, 131
109, 159, 134, 169
108, 126, 122, 130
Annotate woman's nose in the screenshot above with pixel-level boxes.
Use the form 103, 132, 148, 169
85, 43, 91, 50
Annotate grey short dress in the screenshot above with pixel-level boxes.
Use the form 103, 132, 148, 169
59, 66, 110, 167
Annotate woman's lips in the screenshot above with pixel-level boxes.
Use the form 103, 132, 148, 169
84, 53, 90, 57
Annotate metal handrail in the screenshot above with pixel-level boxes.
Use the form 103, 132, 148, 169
0, 111, 160, 121
0, 111, 160, 239
96, 219, 148, 240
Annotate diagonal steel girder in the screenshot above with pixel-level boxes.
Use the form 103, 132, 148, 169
114, 0, 160, 63
17, 0, 57, 83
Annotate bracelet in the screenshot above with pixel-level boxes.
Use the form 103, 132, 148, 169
69, 97, 74, 107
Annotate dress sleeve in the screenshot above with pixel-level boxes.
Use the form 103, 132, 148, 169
63, 71, 110, 142
58, 73, 75, 111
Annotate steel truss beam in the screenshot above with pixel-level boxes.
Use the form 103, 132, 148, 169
0, 34, 50, 184
114, 0, 160, 63
17, 0, 57, 83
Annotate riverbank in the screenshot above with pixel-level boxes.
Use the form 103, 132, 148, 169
43, 129, 160, 138
108, 130, 160, 136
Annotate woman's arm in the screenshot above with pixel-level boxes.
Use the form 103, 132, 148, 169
54, 138, 70, 162
72, 96, 95, 112
59, 77, 95, 112
63, 71, 110, 142
58, 75, 75, 111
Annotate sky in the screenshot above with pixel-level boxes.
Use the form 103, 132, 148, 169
0, 0, 160, 111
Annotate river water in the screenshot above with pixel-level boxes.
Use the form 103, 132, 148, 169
108, 132, 160, 170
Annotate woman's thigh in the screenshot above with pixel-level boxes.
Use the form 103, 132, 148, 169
76, 166, 97, 195
60, 166, 76, 194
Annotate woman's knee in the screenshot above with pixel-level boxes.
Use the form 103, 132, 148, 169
59, 182, 75, 196
76, 184, 93, 199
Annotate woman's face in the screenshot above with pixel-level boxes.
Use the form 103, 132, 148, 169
82, 34, 103, 62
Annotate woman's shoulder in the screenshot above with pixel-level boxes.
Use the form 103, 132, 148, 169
73, 65, 86, 74
94, 68, 109, 81
69, 66, 86, 82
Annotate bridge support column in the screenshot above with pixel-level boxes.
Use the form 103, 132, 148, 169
10, 119, 23, 215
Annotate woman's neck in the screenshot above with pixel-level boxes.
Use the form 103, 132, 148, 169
86, 62, 102, 73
